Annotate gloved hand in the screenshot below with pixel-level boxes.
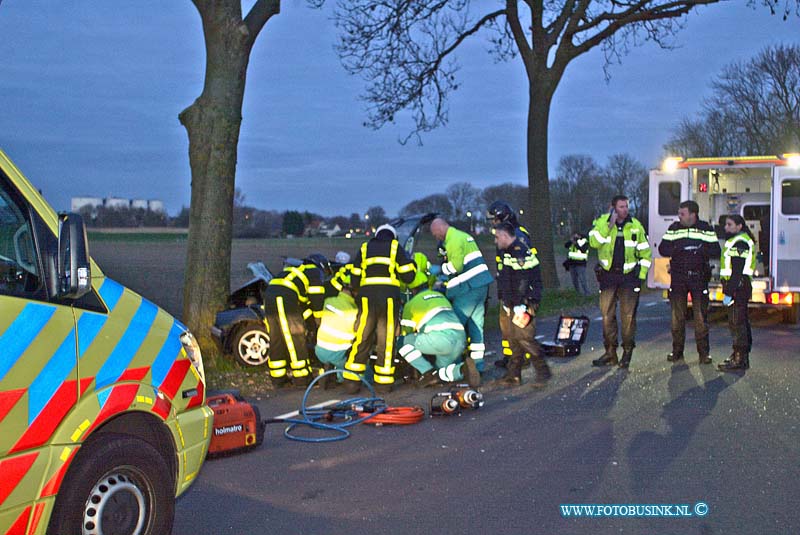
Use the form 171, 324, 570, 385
441, 262, 456, 276
513, 305, 527, 316
723, 295, 734, 306
429, 264, 442, 276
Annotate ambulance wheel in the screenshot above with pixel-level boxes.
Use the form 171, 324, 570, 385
47, 434, 173, 535
232, 322, 270, 367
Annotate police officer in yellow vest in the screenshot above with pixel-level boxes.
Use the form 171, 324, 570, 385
563, 232, 591, 296
589, 195, 652, 369
344, 224, 416, 393
718, 214, 756, 372
264, 254, 333, 387
397, 253, 476, 388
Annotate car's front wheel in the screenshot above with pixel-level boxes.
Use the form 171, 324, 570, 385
233, 322, 270, 366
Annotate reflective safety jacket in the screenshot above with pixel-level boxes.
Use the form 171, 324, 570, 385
658, 220, 720, 283
350, 236, 416, 299
267, 263, 333, 320
589, 214, 652, 280
565, 235, 589, 265
316, 292, 357, 352
400, 289, 465, 336
440, 226, 492, 298
720, 232, 756, 290
330, 263, 354, 293
495, 224, 532, 273
496, 238, 542, 307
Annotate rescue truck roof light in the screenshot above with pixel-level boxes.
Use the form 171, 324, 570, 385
662, 157, 684, 172
783, 153, 800, 168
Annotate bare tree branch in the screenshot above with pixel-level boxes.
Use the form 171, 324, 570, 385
244, 0, 281, 46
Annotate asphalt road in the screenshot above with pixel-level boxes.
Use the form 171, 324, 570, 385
174, 293, 800, 535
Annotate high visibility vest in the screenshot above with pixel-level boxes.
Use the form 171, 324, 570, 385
352, 239, 416, 288
268, 263, 322, 320
720, 233, 756, 279
441, 226, 492, 297
316, 293, 357, 352
400, 290, 464, 335
567, 237, 589, 262
589, 214, 652, 279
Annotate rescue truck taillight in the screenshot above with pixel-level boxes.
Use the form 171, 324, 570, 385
768, 292, 794, 306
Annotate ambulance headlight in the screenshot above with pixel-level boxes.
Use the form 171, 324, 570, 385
180, 331, 205, 383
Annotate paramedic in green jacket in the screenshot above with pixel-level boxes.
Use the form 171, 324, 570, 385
397, 253, 477, 387
430, 217, 493, 374
588, 195, 652, 369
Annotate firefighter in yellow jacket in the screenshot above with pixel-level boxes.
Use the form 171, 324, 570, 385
344, 224, 416, 393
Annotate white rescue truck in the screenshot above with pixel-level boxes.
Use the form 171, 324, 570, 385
647, 154, 800, 323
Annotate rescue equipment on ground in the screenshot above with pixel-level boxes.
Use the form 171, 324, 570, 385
430, 385, 484, 416
206, 391, 266, 456
264, 369, 424, 443
541, 315, 590, 357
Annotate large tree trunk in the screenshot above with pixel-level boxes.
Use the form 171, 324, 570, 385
525, 77, 559, 288
179, 11, 252, 366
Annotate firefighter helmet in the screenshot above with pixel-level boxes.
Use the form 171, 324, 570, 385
304, 253, 332, 277
486, 201, 514, 223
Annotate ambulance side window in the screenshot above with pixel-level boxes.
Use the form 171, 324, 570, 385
0, 180, 42, 297
658, 182, 682, 216
782, 179, 800, 215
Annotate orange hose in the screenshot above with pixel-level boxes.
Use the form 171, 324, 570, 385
357, 406, 425, 425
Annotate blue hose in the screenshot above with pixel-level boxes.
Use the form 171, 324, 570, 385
281, 369, 388, 443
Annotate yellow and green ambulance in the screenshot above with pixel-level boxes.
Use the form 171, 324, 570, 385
0, 149, 212, 535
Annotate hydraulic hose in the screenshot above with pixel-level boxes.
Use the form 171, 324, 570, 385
266, 369, 422, 443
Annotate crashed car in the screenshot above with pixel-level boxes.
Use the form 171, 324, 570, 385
211, 214, 433, 367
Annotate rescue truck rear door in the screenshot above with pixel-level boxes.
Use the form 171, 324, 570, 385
647, 166, 690, 289
774, 164, 800, 289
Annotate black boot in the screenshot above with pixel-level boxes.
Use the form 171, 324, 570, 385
462, 358, 481, 388
592, 348, 618, 367
718, 351, 747, 372
497, 357, 522, 386
667, 352, 684, 362
698, 354, 713, 365
618, 350, 633, 369
417, 369, 440, 388
532, 360, 551, 388
494, 356, 509, 368
343, 379, 361, 395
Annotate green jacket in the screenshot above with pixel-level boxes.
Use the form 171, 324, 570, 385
441, 226, 493, 298
589, 214, 652, 279
400, 290, 465, 336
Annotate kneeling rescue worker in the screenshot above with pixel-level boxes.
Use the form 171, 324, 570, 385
344, 224, 416, 393
397, 253, 477, 388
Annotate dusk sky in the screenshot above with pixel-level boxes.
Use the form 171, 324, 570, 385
0, 2, 797, 217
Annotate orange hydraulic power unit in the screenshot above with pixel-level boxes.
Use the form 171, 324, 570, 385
207, 391, 265, 456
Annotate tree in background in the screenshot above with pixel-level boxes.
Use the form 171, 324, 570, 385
446, 182, 481, 224
365, 206, 388, 228
551, 155, 609, 235
282, 210, 305, 236
665, 43, 800, 157
604, 154, 649, 223
317, 0, 798, 287
482, 182, 528, 219
179, 0, 279, 361
399, 193, 453, 218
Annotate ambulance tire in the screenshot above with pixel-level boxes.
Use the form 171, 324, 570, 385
232, 322, 270, 367
47, 433, 174, 535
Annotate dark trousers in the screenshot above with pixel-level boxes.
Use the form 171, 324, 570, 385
264, 290, 311, 379
499, 309, 546, 373
345, 295, 401, 385
598, 275, 641, 352
570, 264, 591, 296
726, 278, 752, 354
669, 281, 710, 357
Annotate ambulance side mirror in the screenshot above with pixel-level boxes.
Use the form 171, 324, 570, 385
57, 212, 91, 299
